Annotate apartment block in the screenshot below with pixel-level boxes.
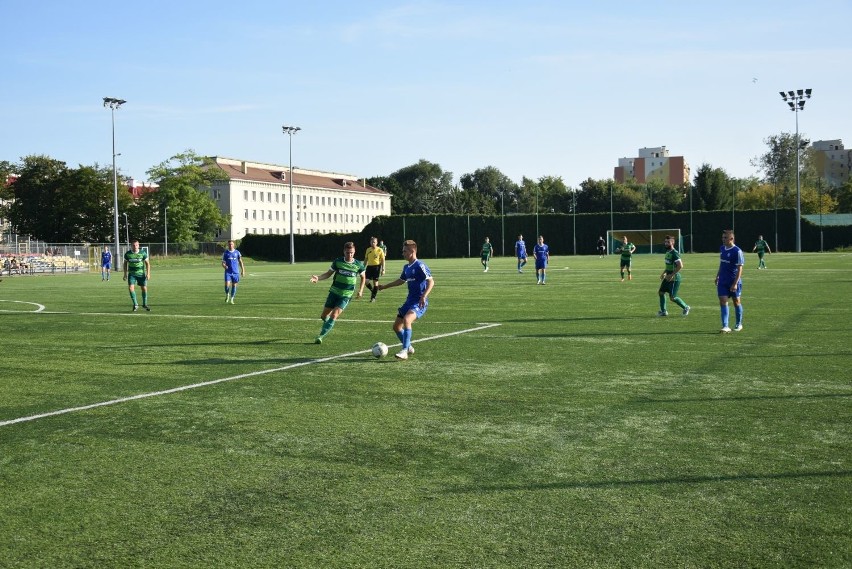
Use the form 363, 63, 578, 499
811, 140, 852, 188
614, 146, 690, 186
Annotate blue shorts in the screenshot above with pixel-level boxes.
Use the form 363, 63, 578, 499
102, 263, 111, 269
398, 299, 428, 320
225, 270, 240, 284
535, 259, 547, 270
718, 281, 742, 298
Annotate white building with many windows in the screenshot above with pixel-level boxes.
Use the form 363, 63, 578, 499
206, 157, 392, 240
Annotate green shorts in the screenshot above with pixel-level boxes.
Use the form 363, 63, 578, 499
658, 273, 681, 297
324, 291, 352, 311
128, 274, 147, 287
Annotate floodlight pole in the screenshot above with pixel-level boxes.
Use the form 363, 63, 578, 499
164, 205, 169, 257
103, 97, 126, 269
122, 212, 129, 245
500, 189, 505, 257
572, 189, 577, 255
283, 125, 301, 264
779, 89, 812, 253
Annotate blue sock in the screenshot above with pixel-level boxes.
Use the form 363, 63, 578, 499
721, 305, 729, 327
402, 328, 412, 349
735, 305, 743, 326
396, 330, 405, 344
231, 286, 237, 298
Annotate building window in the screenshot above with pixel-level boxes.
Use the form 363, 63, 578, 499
252, 191, 256, 201
244, 209, 249, 220
244, 190, 249, 200
260, 192, 264, 202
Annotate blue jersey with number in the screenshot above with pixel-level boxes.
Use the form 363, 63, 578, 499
718, 245, 744, 285
223, 249, 242, 273
400, 259, 432, 304
515, 240, 527, 257
101, 251, 111, 267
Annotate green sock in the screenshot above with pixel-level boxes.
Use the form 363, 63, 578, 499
320, 317, 336, 337
142, 292, 148, 306
659, 295, 667, 312
130, 291, 137, 305
673, 297, 687, 309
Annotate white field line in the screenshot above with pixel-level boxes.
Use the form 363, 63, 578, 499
0, 322, 501, 428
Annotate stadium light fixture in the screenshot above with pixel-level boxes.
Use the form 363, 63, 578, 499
779, 88, 812, 252
103, 97, 126, 268
282, 125, 301, 264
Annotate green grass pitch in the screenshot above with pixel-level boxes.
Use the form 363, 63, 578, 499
1, 252, 850, 567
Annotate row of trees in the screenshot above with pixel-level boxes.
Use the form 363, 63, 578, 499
2, 133, 850, 243
371, 132, 851, 216
0, 151, 229, 243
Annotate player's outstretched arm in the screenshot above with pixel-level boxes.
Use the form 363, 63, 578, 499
377, 278, 404, 291
310, 269, 334, 283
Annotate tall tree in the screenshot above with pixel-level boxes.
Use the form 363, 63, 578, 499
380, 159, 454, 214
6, 155, 135, 242
691, 163, 733, 211
146, 150, 230, 242
459, 166, 519, 215
751, 132, 811, 194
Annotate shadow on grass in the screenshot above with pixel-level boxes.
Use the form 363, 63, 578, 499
632, 392, 852, 404
444, 469, 852, 494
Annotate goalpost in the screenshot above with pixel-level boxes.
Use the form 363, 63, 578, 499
607, 229, 683, 254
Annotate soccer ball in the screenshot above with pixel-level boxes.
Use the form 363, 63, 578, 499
371, 342, 388, 358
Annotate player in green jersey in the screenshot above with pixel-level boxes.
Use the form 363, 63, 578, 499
616, 236, 636, 281
310, 241, 366, 344
752, 235, 771, 269
480, 237, 493, 272
123, 239, 151, 312
657, 235, 689, 317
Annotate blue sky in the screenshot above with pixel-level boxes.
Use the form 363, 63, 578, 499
2, 0, 850, 186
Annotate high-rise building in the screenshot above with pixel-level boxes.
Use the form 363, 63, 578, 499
614, 146, 690, 185
811, 140, 852, 188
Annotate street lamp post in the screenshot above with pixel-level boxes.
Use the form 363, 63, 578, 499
282, 125, 301, 264
500, 189, 505, 257
164, 205, 169, 257
779, 88, 812, 253
103, 97, 126, 269
122, 212, 129, 245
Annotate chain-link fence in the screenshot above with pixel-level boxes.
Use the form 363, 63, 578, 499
1, 237, 225, 276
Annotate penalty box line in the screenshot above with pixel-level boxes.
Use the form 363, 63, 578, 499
0, 322, 502, 428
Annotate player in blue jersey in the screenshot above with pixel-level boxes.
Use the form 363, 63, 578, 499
533, 235, 550, 285
100, 246, 112, 281
716, 229, 745, 333
375, 240, 434, 360
222, 240, 246, 304
515, 234, 528, 273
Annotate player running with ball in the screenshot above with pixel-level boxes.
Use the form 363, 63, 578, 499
374, 240, 434, 360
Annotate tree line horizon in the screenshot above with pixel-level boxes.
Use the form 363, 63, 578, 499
2, 132, 850, 244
